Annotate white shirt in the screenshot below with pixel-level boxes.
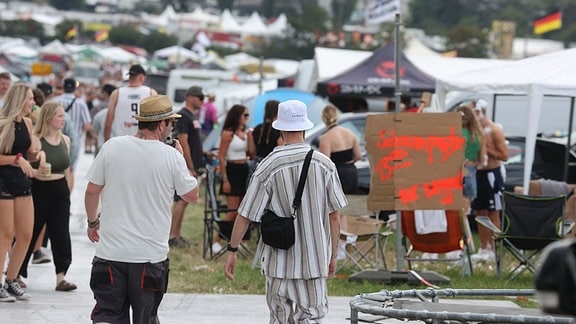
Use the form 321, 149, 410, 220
85, 136, 197, 263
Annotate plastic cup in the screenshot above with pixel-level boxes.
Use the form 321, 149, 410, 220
44, 162, 51, 177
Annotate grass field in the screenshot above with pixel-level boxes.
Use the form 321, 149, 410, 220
167, 187, 536, 309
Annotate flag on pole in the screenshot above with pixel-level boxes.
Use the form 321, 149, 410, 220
95, 30, 108, 43
533, 10, 562, 35
365, 0, 401, 24
65, 25, 77, 40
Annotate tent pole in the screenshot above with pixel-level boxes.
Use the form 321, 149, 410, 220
393, 12, 404, 271
564, 98, 575, 182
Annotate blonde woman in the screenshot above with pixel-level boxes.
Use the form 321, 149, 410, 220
0, 84, 44, 301
18, 102, 76, 292
318, 105, 361, 194
456, 105, 486, 216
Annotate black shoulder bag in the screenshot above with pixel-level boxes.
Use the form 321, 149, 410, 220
65, 98, 76, 113
260, 149, 314, 250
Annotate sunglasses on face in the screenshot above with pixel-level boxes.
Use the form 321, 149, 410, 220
243, 113, 250, 117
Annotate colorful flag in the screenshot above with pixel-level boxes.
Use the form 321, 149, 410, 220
533, 10, 562, 35
95, 30, 108, 43
365, 0, 401, 24
65, 25, 77, 40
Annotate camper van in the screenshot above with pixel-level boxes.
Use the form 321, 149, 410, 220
73, 61, 101, 86
166, 68, 277, 114
435, 92, 576, 137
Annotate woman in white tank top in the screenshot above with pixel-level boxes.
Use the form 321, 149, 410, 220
215, 104, 253, 250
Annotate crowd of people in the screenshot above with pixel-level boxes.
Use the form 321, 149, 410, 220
0, 60, 532, 322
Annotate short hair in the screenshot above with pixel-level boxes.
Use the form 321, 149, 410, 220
0, 72, 10, 81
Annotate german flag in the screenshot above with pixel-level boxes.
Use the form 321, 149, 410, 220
533, 10, 562, 35
95, 30, 108, 43
65, 25, 77, 40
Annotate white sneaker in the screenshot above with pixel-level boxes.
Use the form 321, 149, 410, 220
471, 248, 495, 262
211, 242, 223, 253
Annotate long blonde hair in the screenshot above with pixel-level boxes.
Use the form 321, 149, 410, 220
34, 102, 62, 140
0, 84, 32, 154
456, 105, 483, 143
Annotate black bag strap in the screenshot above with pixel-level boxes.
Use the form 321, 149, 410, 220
291, 149, 314, 216
65, 98, 76, 113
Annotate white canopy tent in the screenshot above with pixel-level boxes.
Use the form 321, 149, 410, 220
435, 47, 576, 192
39, 39, 70, 56
240, 12, 269, 36
219, 9, 242, 34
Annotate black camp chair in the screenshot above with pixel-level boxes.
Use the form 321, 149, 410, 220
203, 165, 254, 260
476, 192, 573, 280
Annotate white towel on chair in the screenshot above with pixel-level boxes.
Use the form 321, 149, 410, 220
414, 210, 447, 234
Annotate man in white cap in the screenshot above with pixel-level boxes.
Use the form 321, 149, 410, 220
472, 98, 509, 261
224, 99, 347, 323
104, 64, 157, 140
85, 95, 199, 323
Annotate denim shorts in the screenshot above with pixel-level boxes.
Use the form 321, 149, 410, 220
463, 165, 477, 199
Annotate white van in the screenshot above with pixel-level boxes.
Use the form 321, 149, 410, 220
166, 69, 239, 106
433, 92, 576, 137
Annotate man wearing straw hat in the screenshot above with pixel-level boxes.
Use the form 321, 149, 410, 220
84, 95, 199, 323
224, 99, 347, 323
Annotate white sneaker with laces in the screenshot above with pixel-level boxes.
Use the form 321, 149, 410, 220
0, 287, 15, 302
211, 242, 223, 253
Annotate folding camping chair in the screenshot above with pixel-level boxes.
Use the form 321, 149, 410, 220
337, 195, 393, 272
203, 165, 254, 260
475, 192, 574, 280
401, 210, 473, 276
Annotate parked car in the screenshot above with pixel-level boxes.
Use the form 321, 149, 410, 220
503, 136, 576, 191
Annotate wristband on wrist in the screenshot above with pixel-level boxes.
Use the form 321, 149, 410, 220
87, 214, 100, 229
227, 244, 238, 252
14, 153, 22, 165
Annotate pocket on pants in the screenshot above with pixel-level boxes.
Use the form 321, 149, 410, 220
140, 261, 168, 292
90, 257, 113, 290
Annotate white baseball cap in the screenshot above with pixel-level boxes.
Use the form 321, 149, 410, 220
475, 99, 488, 111
272, 100, 314, 131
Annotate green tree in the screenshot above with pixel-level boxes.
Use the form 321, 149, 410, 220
141, 31, 178, 54
445, 24, 489, 58
331, 0, 358, 31
0, 19, 45, 41
217, 0, 235, 11
108, 25, 144, 47
48, 0, 86, 10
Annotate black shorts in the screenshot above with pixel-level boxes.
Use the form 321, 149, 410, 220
221, 163, 248, 197
472, 167, 504, 211
336, 163, 358, 194
0, 166, 32, 199
90, 257, 169, 324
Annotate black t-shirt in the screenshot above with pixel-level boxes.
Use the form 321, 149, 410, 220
176, 108, 205, 170
252, 123, 281, 159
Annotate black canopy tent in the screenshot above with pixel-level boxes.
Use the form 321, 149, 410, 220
316, 42, 436, 98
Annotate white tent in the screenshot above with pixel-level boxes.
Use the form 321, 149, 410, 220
240, 12, 269, 36
154, 45, 198, 61
220, 9, 242, 34
39, 39, 70, 56
180, 6, 219, 25
267, 13, 288, 36
435, 47, 576, 192
100, 47, 140, 63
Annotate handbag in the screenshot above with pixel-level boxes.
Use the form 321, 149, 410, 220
260, 149, 314, 250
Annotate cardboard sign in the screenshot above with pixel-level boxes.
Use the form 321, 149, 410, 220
366, 112, 464, 211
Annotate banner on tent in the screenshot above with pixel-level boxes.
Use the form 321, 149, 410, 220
366, 113, 464, 211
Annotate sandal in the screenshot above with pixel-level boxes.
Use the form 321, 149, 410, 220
55, 280, 77, 292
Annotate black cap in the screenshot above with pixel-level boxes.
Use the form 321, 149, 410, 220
101, 84, 117, 96
185, 86, 205, 98
36, 82, 53, 97
63, 78, 77, 93
127, 64, 146, 76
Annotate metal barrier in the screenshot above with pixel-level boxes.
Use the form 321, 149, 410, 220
349, 288, 574, 323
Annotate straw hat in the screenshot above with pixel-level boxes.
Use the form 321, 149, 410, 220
135, 95, 181, 122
